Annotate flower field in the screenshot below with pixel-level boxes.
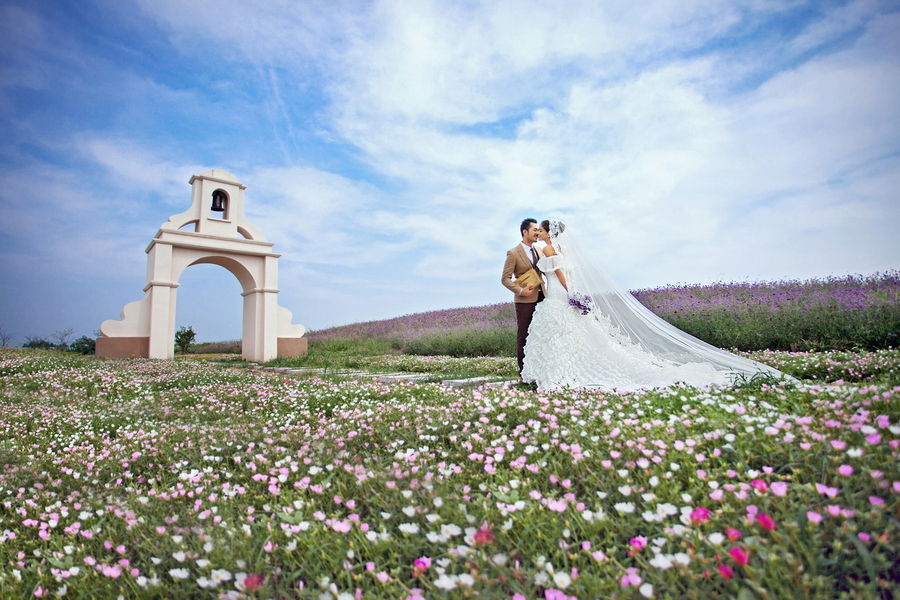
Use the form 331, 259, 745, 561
1, 349, 899, 598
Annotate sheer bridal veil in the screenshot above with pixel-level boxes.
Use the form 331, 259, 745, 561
545, 220, 788, 382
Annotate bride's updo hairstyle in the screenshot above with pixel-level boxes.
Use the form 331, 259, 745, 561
540, 220, 565, 238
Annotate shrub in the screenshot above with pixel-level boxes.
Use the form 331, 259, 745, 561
69, 335, 96, 355
22, 336, 53, 349
174, 326, 196, 354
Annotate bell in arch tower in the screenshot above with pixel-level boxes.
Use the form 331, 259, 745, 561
96, 169, 307, 361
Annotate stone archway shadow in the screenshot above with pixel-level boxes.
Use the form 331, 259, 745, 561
96, 169, 306, 362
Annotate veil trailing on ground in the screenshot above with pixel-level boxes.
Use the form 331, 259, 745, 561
545, 220, 788, 383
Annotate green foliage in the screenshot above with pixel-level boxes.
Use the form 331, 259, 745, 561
402, 326, 516, 357
69, 335, 96, 355
174, 325, 197, 354
22, 335, 53, 349
190, 340, 241, 354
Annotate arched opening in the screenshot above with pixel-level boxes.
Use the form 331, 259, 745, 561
174, 263, 243, 353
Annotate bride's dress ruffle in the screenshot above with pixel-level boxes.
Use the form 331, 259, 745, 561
521, 256, 730, 391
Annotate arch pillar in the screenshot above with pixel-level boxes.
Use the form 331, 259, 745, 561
97, 169, 306, 362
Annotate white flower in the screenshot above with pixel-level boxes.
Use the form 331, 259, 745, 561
614, 502, 635, 513
533, 571, 549, 586
54, 584, 67, 597
649, 554, 673, 570
640, 583, 654, 598
196, 577, 214, 588
402, 506, 416, 517
618, 485, 632, 496
172, 551, 186, 562
708, 532, 725, 545
673, 553, 690, 565
434, 574, 458, 590
210, 569, 232, 584
168, 568, 190, 580
398, 523, 420, 534
553, 572, 572, 589
441, 524, 462, 537
491, 553, 508, 566
458, 574, 474, 587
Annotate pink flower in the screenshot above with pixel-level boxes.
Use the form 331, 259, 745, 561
412, 556, 432, 577
376, 572, 390, 583
718, 564, 734, 580
690, 506, 711, 525
869, 496, 885, 506
473, 524, 494, 546
750, 480, 767, 493
620, 567, 642, 587
858, 532, 871, 541
826, 505, 842, 516
726, 528, 742, 541
807, 511, 823, 523
591, 551, 608, 562
243, 573, 264, 591
815, 483, 838, 497
837, 465, 853, 476
709, 489, 724, 501
101, 565, 121, 578
771, 482, 788, 496
629, 536, 647, 552
729, 546, 750, 566
757, 513, 776, 531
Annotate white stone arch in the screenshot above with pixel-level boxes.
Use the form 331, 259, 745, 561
97, 169, 306, 361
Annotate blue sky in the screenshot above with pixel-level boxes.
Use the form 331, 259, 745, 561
1, 0, 898, 345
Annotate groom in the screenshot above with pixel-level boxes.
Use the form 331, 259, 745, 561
502, 218, 546, 378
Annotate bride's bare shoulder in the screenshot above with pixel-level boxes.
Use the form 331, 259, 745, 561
542, 245, 558, 257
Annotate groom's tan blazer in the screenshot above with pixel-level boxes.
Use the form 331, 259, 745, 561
502, 244, 547, 303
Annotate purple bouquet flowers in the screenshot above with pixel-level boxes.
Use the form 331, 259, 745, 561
569, 292, 593, 315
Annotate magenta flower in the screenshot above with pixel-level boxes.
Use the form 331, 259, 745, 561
473, 523, 495, 546
243, 574, 264, 591
725, 528, 742, 541
757, 513, 776, 531
750, 480, 767, 493
869, 496, 885, 506
729, 546, 750, 566
718, 564, 734, 579
690, 506, 711, 525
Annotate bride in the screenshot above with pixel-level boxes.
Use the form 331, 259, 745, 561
521, 220, 789, 391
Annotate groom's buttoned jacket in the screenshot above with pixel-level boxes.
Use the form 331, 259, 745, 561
502, 244, 547, 303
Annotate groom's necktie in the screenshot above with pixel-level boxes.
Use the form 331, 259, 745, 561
530, 247, 539, 267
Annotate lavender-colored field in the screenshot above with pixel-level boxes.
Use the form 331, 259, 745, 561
308, 303, 516, 342
631, 272, 900, 315
310, 273, 900, 352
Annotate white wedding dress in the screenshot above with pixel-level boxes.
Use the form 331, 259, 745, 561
521, 222, 789, 391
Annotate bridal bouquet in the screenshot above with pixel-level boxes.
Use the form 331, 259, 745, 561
568, 292, 593, 315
